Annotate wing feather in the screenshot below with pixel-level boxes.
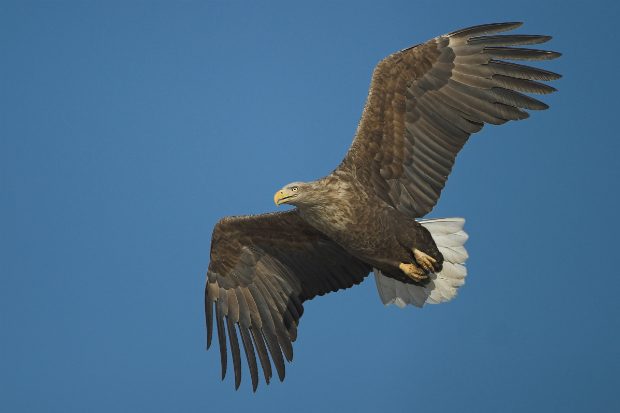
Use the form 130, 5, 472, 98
447, 21, 523, 38
468, 34, 552, 46
226, 316, 242, 389
488, 60, 561, 80
238, 324, 259, 390
337, 22, 560, 217
251, 326, 272, 384
215, 298, 227, 379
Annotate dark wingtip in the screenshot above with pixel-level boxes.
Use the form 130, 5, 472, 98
506, 21, 524, 28
277, 368, 286, 382
449, 22, 523, 38
485, 47, 562, 61
215, 302, 228, 381
544, 50, 562, 60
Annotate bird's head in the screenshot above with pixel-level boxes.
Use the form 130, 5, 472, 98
274, 181, 314, 207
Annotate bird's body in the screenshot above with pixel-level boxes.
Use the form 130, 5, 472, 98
295, 173, 442, 283
205, 22, 561, 391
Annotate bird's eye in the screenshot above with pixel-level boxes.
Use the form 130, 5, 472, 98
292, 186, 298, 191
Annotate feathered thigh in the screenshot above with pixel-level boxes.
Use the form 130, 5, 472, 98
347, 208, 443, 284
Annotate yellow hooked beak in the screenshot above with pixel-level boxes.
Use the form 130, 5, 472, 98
274, 190, 285, 206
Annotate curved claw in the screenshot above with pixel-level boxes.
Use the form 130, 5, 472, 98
413, 249, 437, 273
399, 262, 428, 282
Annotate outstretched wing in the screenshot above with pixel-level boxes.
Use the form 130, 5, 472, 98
205, 210, 371, 391
337, 22, 561, 217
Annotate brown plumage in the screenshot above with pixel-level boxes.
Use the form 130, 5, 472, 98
205, 22, 560, 390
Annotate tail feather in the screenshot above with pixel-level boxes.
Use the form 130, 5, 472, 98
374, 217, 469, 308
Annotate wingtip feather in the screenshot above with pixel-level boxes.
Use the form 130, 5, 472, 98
448, 22, 523, 38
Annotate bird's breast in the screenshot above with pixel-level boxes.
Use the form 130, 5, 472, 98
297, 195, 389, 253
298, 202, 354, 236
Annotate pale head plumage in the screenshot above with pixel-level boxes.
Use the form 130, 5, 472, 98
274, 181, 324, 207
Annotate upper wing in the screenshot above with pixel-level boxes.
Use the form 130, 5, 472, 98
205, 210, 371, 391
337, 22, 561, 217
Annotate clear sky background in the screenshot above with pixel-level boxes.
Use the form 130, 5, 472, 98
2, 1, 619, 412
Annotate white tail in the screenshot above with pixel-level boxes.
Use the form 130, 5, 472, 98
374, 218, 469, 308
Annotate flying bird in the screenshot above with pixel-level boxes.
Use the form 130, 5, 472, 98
205, 22, 560, 390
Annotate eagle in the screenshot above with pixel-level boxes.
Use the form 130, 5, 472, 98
205, 22, 560, 391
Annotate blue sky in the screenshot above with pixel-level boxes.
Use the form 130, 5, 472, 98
2, 1, 619, 412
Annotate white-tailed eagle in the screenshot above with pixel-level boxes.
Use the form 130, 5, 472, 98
205, 22, 560, 390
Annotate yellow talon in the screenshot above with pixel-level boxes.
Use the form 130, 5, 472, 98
399, 262, 428, 282
413, 249, 437, 273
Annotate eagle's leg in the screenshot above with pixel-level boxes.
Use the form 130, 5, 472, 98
399, 262, 428, 282
413, 248, 437, 273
